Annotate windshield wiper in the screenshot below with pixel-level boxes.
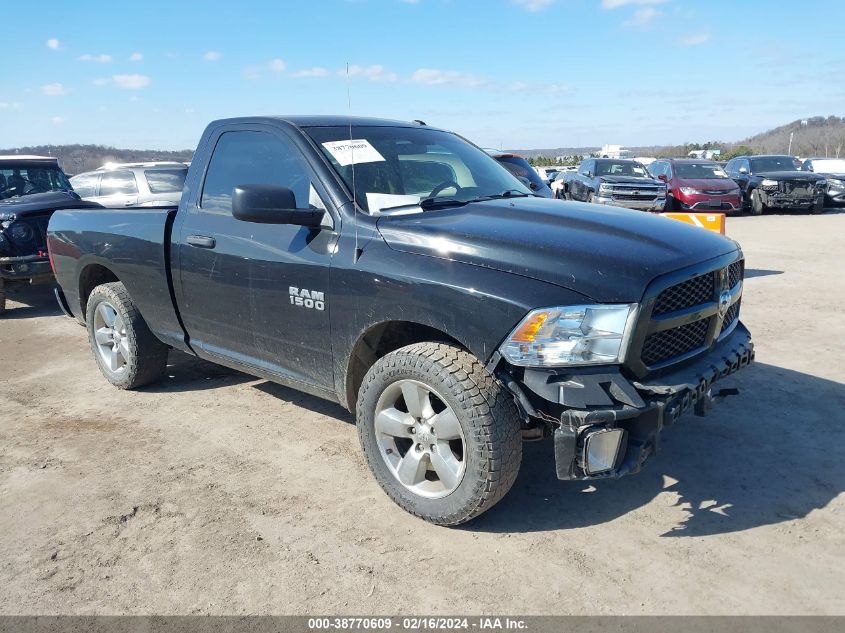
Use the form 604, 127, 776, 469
418, 197, 471, 210
472, 189, 536, 202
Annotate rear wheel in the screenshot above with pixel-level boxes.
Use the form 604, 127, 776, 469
356, 342, 522, 526
86, 282, 168, 389
750, 189, 766, 216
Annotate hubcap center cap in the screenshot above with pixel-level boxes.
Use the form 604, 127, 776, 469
416, 423, 434, 445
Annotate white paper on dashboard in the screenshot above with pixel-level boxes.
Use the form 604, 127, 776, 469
322, 139, 386, 166
365, 193, 422, 215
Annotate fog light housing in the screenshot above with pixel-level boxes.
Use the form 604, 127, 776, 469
582, 427, 627, 475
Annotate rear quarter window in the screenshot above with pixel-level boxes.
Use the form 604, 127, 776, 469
145, 168, 188, 193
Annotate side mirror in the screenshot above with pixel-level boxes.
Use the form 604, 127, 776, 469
738, 167, 748, 175
657, 174, 667, 182
232, 184, 324, 227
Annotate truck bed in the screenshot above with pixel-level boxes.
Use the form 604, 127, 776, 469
47, 205, 187, 349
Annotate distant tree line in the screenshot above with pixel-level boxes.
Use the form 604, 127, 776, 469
0, 144, 194, 176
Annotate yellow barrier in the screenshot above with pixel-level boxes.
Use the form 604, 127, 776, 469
661, 212, 726, 235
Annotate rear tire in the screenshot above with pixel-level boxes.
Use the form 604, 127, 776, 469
86, 282, 168, 389
750, 189, 766, 216
356, 342, 522, 526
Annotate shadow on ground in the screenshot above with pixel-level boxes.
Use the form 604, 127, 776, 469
1, 284, 62, 319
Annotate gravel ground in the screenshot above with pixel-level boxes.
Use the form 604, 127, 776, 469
1, 211, 843, 615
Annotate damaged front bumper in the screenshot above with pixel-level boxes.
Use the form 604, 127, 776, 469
0, 254, 53, 283
759, 189, 824, 209
499, 323, 754, 481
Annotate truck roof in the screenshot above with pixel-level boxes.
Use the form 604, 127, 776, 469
0, 155, 59, 162
212, 115, 437, 130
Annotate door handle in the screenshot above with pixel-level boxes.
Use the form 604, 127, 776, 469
187, 235, 216, 249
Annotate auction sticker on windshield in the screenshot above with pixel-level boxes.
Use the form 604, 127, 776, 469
322, 139, 385, 166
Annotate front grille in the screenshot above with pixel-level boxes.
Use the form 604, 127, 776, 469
701, 189, 732, 195
720, 301, 740, 333
613, 193, 659, 200
641, 318, 711, 366
728, 260, 743, 288
653, 272, 714, 316
778, 181, 813, 195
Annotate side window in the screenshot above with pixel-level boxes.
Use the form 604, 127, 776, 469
579, 160, 591, 176
740, 159, 750, 173
70, 173, 99, 197
725, 159, 736, 174
99, 171, 138, 196
664, 163, 673, 179
201, 130, 318, 215
650, 162, 664, 178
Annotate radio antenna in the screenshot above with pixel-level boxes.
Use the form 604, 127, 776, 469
346, 63, 361, 264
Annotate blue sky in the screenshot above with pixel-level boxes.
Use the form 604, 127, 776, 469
2, 0, 844, 150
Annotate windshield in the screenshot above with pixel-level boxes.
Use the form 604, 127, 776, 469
808, 159, 845, 173
304, 126, 531, 214
0, 162, 72, 200
674, 162, 729, 179
750, 156, 800, 173
595, 161, 650, 177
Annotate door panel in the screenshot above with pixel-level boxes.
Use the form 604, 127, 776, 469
177, 128, 337, 389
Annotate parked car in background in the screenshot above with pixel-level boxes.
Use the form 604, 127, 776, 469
649, 158, 742, 214
560, 158, 666, 211
0, 155, 100, 314
70, 162, 188, 208
486, 151, 553, 198
801, 157, 845, 206
535, 166, 568, 184
724, 155, 827, 214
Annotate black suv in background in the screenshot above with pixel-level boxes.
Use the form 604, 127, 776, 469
0, 155, 100, 314
724, 155, 827, 214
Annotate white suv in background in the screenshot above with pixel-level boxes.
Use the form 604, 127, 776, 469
70, 162, 188, 207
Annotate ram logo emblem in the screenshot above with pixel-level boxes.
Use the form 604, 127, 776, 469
289, 287, 325, 311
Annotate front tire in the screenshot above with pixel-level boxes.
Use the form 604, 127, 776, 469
750, 189, 766, 216
356, 342, 522, 526
86, 282, 168, 389
810, 197, 825, 214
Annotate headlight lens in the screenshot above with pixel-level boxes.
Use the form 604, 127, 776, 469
499, 304, 635, 367
828, 178, 843, 188
679, 187, 701, 195
816, 179, 827, 186
9, 223, 34, 242
760, 179, 778, 187
598, 183, 612, 193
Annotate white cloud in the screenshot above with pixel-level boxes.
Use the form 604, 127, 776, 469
509, 81, 529, 92
41, 83, 66, 96
410, 68, 486, 87
545, 83, 573, 95
269, 58, 286, 73
79, 53, 112, 63
129, 52, 143, 61
203, 51, 221, 62
0, 101, 23, 109
511, 0, 556, 11
680, 32, 710, 46
292, 67, 329, 78
51, 116, 64, 125
46, 38, 60, 50
602, 0, 668, 8
341, 64, 398, 82
624, 6, 660, 27
94, 74, 152, 89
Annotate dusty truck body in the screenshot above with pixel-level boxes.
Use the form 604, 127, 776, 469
47, 116, 754, 525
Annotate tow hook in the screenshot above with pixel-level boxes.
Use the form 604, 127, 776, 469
694, 387, 740, 416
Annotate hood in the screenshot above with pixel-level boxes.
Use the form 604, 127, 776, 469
376, 197, 739, 303
0, 191, 102, 217
676, 178, 738, 191
815, 172, 845, 180
755, 171, 825, 181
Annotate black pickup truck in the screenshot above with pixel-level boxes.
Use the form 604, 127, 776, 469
48, 116, 754, 525
560, 158, 667, 211
0, 155, 100, 314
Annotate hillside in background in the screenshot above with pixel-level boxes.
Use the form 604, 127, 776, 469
510, 115, 845, 160
0, 144, 194, 176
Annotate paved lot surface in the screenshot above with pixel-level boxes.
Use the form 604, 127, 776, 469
1, 211, 843, 615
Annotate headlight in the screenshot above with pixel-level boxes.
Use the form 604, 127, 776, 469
0, 212, 16, 229
9, 223, 34, 243
598, 183, 612, 193
499, 304, 635, 367
760, 179, 778, 187
828, 178, 843, 188
679, 187, 701, 195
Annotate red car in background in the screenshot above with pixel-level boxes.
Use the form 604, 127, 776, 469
648, 158, 742, 213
